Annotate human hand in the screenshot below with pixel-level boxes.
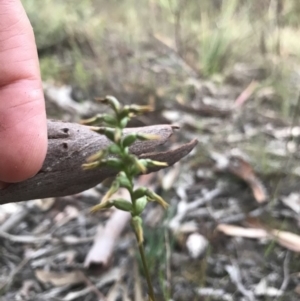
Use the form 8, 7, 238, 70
0, 0, 47, 186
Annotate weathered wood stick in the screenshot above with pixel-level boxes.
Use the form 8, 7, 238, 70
0, 120, 197, 204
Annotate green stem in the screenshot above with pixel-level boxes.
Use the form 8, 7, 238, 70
118, 122, 156, 300
136, 235, 156, 301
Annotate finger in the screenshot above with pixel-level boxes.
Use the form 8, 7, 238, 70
0, 0, 47, 183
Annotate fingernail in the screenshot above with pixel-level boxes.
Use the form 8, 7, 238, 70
0, 181, 9, 190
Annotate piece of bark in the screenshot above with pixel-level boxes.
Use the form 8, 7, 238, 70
0, 120, 197, 204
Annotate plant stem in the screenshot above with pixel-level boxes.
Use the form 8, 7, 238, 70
134, 230, 156, 301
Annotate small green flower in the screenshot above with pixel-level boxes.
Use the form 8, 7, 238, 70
91, 127, 116, 142
80, 114, 105, 125
100, 180, 120, 204
86, 150, 107, 163
90, 200, 114, 213
131, 216, 144, 245
146, 160, 168, 167
96, 95, 121, 113
81, 114, 117, 126
82, 161, 101, 170
134, 158, 148, 174
146, 190, 169, 209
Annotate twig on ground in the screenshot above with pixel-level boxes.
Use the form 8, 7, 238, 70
279, 251, 291, 293
0, 206, 29, 232
225, 261, 255, 301
169, 187, 222, 231
62, 267, 125, 301
0, 257, 30, 292
0, 229, 94, 245
80, 272, 107, 301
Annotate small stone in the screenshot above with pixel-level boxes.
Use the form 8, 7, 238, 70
186, 233, 209, 259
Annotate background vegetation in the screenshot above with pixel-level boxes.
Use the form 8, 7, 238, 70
23, 0, 300, 116
10, 0, 300, 299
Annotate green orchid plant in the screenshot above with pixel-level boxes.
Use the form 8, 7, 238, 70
81, 96, 169, 301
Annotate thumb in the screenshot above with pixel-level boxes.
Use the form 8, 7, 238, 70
0, 0, 47, 183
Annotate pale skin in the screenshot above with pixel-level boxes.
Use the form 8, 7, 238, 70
0, 0, 47, 186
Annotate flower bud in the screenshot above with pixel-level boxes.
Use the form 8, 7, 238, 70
133, 187, 147, 199
117, 172, 132, 190
104, 158, 124, 170
112, 199, 133, 212
122, 134, 137, 148
103, 114, 118, 126
131, 216, 144, 245
120, 117, 129, 128
134, 196, 148, 215
109, 144, 121, 154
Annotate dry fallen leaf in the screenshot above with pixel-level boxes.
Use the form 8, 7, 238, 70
234, 80, 258, 108
295, 284, 300, 295
270, 229, 300, 252
216, 224, 269, 239
217, 223, 300, 253
35, 270, 85, 286
227, 155, 268, 203
17, 280, 38, 299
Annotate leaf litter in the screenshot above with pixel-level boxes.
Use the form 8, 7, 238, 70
2, 32, 300, 301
